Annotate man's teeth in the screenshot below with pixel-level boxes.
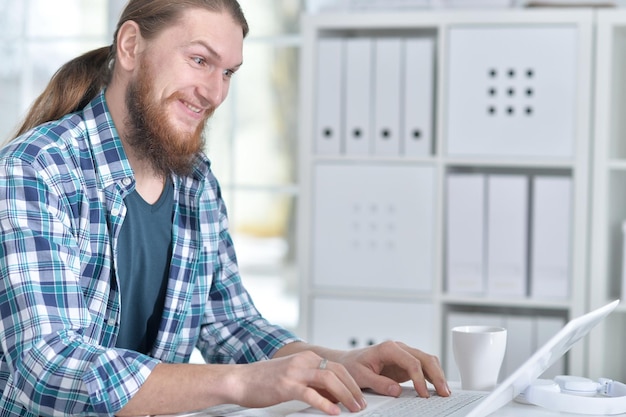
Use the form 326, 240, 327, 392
185, 102, 202, 113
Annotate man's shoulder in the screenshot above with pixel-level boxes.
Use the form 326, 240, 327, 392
2, 90, 113, 163
2, 113, 91, 163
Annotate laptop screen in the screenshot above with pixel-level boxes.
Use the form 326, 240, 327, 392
466, 299, 620, 417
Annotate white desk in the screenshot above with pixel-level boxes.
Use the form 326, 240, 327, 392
165, 387, 625, 417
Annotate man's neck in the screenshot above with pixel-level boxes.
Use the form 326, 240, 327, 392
125, 144, 167, 205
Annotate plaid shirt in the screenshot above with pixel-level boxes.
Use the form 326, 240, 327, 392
0, 91, 299, 417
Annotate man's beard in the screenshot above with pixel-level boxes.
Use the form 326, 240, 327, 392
123, 61, 211, 177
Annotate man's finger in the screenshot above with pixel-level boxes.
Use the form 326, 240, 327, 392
313, 362, 365, 412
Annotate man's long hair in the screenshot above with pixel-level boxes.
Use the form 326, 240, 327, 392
11, 0, 248, 139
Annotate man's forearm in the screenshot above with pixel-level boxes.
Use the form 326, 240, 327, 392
116, 362, 238, 416
273, 341, 344, 362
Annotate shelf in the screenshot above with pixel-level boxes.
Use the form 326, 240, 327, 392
607, 160, 626, 170
309, 287, 435, 301
441, 295, 572, 311
310, 155, 438, 164
613, 303, 626, 314
443, 158, 576, 169
298, 8, 594, 381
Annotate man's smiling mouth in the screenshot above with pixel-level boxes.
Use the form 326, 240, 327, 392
183, 100, 203, 114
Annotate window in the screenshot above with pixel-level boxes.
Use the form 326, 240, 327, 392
208, 0, 304, 331
0, 0, 109, 142
0, 0, 304, 333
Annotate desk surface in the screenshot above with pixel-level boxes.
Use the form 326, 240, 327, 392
162, 386, 625, 417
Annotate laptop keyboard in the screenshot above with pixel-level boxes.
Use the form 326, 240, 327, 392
360, 392, 486, 417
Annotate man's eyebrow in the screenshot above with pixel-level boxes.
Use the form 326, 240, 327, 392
188, 40, 243, 69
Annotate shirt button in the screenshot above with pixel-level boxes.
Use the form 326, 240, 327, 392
111, 208, 120, 216
122, 178, 132, 186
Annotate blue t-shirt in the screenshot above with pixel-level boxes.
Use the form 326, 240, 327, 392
115, 177, 173, 354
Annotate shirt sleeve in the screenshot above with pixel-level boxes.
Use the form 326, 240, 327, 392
0, 155, 159, 416
196, 183, 301, 364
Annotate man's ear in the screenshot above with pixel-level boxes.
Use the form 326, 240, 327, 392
115, 20, 143, 72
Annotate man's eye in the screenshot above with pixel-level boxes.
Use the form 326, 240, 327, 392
192, 57, 205, 65
223, 69, 235, 78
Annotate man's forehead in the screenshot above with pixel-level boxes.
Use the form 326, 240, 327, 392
174, 7, 242, 37
164, 8, 244, 57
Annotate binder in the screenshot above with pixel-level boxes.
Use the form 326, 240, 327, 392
531, 176, 572, 299
314, 38, 343, 155
446, 173, 486, 295
503, 315, 534, 379
312, 297, 434, 352
486, 175, 528, 298
535, 316, 566, 378
373, 37, 402, 156
312, 163, 435, 293
344, 37, 373, 156
446, 26, 577, 158
622, 221, 626, 302
403, 37, 435, 157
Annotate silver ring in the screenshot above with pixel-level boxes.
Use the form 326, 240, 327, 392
319, 358, 328, 370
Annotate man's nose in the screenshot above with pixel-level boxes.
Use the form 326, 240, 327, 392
198, 69, 227, 109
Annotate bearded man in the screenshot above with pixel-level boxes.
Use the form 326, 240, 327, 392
0, 1, 450, 416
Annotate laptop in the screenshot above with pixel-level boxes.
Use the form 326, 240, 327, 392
164, 300, 619, 417
287, 299, 620, 417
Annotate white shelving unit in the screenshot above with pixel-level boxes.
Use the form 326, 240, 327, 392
297, 9, 594, 378
589, 9, 626, 382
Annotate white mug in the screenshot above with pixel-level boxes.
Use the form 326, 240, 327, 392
452, 325, 507, 391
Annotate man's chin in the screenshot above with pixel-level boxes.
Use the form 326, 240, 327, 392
172, 123, 207, 146
169, 111, 207, 132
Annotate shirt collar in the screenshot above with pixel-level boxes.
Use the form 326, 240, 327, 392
82, 90, 134, 189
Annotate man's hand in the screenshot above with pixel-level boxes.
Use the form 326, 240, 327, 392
271, 340, 451, 414
336, 340, 451, 399
229, 350, 366, 415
